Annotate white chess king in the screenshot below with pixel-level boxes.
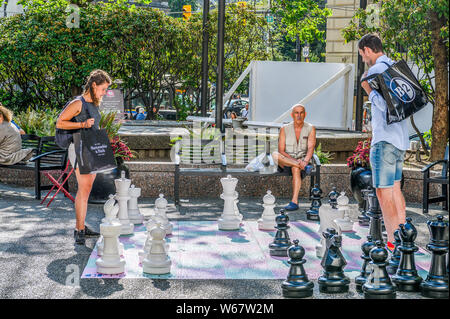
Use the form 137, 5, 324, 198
218, 175, 241, 230
258, 190, 277, 230
114, 171, 134, 235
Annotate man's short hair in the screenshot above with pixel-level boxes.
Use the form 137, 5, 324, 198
358, 34, 383, 53
291, 104, 305, 112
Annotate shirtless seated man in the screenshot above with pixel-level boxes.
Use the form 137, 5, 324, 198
272, 104, 316, 211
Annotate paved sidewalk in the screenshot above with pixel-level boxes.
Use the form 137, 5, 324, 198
0, 182, 447, 299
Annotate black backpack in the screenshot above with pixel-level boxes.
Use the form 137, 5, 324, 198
55, 97, 82, 149
361, 59, 429, 124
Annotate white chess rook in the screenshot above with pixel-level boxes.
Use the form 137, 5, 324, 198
142, 223, 171, 274
258, 190, 277, 230
334, 192, 354, 232
96, 202, 126, 274
218, 175, 241, 230
154, 194, 173, 235
128, 185, 144, 224
114, 171, 134, 235
316, 204, 343, 258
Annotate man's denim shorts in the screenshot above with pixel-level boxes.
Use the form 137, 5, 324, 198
370, 141, 405, 188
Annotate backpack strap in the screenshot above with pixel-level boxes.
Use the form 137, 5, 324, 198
360, 60, 394, 82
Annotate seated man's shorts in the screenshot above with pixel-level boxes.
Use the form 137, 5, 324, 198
277, 164, 311, 179
370, 141, 405, 188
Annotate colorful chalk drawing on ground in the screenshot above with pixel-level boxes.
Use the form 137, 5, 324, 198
81, 220, 432, 280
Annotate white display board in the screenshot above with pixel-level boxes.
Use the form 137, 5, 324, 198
248, 61, 355, 130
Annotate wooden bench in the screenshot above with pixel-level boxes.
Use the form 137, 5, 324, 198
173, 130, 321, 216
0, 135, 69, 200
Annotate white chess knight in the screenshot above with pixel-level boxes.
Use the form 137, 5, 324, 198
98, 197, 124, 256
151, 194, 173, 235
333, 192, 354, 232
114, 171, 134, 235
218, 175, 241, 230
315, 202, 343, 258
142, 222, 171, 275
127, 185, 144, 225
139, 215, 170, 263
258, 190, 277, 230
96, 200, 126, 275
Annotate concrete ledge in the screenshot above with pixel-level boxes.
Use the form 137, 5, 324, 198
0, 162, 443, 204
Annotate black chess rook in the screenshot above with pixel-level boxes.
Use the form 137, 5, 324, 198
392, 218, 423, 292
362, 240, 397, 299
269, 209, 292, 257
420, 215, 449, 299
282, 239, 314, 298
318, 228, 350, 293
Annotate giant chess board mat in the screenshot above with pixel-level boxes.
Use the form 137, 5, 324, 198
81, 220, 432, 279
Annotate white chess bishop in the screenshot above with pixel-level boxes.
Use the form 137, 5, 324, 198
315, 202, 343, 258
96, 198, 126, 275
218, 175, 241, 230
98, 196, 124, 256
258, 190, 277, 230
127, 185, 144, 224
152, 194, 173, 235
114, 171, 134, 235
142, 222, 171, 275
139, 215, 169, 263
333, 192, 354, 232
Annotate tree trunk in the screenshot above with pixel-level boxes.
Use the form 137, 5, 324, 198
429, 10, 449, 161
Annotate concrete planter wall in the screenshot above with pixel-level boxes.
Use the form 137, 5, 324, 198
0, 162, 443, 204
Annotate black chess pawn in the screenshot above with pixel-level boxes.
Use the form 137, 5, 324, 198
282, 239, 314, 298
358, 187, 372, 226
362, 240, 397, 299
355, 235, 377, 292
367, 191, 383, 243
392, 217, 423, 292
328, 186, 339, 209
307, 184, 322, 221
269, 209, 292, 257
387, 229, 402, 275
420, 215, 449, 299
318, 228, 350, 293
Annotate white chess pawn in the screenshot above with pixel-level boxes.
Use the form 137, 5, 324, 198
96, 202, 126, 274
128, 185, 144, 225
334, 192, 354, 232
218, 175, 241, 230
258, 190, 277, 230
315, 203, 343, 258
142, 222, 171, 275
154, 194, 173, 235
139, 215, 169, 263
114, 171, 134, 235
97, 203, 124, 257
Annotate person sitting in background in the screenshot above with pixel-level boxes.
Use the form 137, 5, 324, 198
230, 111, 238, 120
241, 103, 249, 119
136, 107, 146, 120
0, 104, 34, 165
10, 119, 26, 135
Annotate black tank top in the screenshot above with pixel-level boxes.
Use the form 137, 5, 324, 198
71, 95, 101, 130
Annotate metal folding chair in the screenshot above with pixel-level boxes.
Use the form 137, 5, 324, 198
40, 158, 75, 207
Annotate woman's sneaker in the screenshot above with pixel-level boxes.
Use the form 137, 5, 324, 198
84, 226, 100, 237
74, 229, 86, 245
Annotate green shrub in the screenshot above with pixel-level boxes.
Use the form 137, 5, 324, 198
14, 107, 59, 137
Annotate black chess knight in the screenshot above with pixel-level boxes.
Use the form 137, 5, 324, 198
355, 235, 376, 292
420, 215, 449, 299
307, 184, 322, 221
269, 209, 292, 257
387, 229, 401, 275
362, 240, 397, 299
281, 239, 314, 298
392, 218, 423, 292
318, 228, 350, 293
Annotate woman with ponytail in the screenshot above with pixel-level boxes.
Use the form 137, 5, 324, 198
56, 70, 112, 245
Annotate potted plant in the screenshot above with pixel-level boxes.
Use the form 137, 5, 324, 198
347, 138, 373, 210
88, 111, 135, 204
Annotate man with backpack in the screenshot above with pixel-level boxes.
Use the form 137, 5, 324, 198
358, 34, 409, 252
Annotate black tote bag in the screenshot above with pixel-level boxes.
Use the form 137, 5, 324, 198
362, 60, 429, 124
73, 128, 117, 174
